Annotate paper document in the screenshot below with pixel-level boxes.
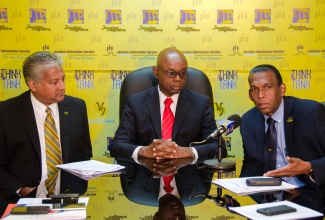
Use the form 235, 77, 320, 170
56, 160, 124, 180
3, 197, 89, 220
229, 200, 323, 220
212, 177, 297, 195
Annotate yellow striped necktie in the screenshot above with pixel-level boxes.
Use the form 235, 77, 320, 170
44, 107, 62, 196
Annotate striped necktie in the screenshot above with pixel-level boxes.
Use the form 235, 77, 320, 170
44, 107, 62, 196
162, 98, 175, 192
162, 98, 174, 140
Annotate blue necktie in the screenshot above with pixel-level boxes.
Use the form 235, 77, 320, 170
263, 117, 277, 172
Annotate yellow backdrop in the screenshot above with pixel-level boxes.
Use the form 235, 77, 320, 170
0, 0, 324, 218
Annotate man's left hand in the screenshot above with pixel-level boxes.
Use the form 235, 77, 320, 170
264, 156, 312, 177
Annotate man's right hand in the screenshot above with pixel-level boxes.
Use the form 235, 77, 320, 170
18, 187, 35, 197
138, 139, 177, 159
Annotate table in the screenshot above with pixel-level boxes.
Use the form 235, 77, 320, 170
84, 157, 256, 219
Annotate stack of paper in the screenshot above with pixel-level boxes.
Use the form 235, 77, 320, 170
3, 198, 89, 220
57, 160, 124, 180
212, 177, 297, 195
229, 200, 323, 220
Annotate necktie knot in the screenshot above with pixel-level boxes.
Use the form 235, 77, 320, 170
46, 107, 52, 116
267, 117, 276, 127
164, 98, 173, 107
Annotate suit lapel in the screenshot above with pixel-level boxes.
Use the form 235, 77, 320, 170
255, 110, 265, 161
58, 98, 70, 163
20, 92, 42, 162
283, 97, 295, 157
173, 89, 190, 139
146, 87, 161, 138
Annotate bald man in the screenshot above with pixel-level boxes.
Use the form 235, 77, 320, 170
110, 48, 226, 161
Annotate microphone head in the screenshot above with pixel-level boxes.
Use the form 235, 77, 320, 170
227, 114, 241, 129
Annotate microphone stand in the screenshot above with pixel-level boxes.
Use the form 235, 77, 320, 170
203, 136, 236, 170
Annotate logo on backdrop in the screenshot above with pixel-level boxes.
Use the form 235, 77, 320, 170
217, 10, 233, 24
74, 70, 94, 89
143, 10, 159, 24
106, 10, 122, 24
180, 10, 196, 24
255, 9, 271, 24
27, 8, 50, 31
102, 10, 126, 32
218, 70, 238, 90
293, 8, 309, 23
250, 9, 274, 32
1, 69, 21, 89
0, 8, 8, 22
30, 8, 46, 23
213, 9, 237, 32
68, 9, 84, 24
291, 70, 311, 90
139, 10, 162, 32
288, 8, 312, 31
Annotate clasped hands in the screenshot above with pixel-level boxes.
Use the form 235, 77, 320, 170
138, 156, 194, 178
138, 139, 194, 160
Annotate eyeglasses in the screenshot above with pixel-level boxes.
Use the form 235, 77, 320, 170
157, 67, 188, 79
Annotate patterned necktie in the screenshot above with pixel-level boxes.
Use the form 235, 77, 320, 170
263, 117, 277, 172
163, 175, 174, 193
162, 98, 174, 140
44, 107, 62, 196
162, 98, 175, 192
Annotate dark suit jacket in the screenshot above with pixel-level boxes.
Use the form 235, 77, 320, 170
110, 86, 226, 159
117, 158, 213, 207
0, 91, 92, 214
240, 96, 325, 212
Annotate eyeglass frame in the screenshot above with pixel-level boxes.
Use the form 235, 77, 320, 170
156, 67, 188, 79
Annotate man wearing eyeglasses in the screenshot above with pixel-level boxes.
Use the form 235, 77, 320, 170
110, 47, 226, 161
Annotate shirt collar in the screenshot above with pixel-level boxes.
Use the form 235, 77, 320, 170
263, 98, 284, 123
30, 92, 59, 118
157, 86, 179, 104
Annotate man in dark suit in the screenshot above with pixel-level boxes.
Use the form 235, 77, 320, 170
240, 64, 325, 215
110, 47, 226, 160
0, 51, 92, 216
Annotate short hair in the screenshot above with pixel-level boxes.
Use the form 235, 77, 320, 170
249, 64, 283, 86
22, 51, 64, 85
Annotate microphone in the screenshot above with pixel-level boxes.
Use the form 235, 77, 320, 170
205, 114, 241, 141
203, 114, 241, 170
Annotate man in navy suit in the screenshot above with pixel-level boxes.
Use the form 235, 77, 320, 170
240, 64, 325, 215
110, 47, 226, 160
0, 52, 92, 217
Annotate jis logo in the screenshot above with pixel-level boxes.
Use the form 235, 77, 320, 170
293, 8, 309, 23
106, 10, 122, 24
1, 69, 21, 89
291, 70, 311, 90
0, 8, 8, 23
29, 8, 46, 23
180, 10, 196, 24
143, 10, 159, 24
218, 70, 238, 90
68, 9, 84, 24
75, 70, 94, 89
255, 9, 271, 24
217, 10, 233, 24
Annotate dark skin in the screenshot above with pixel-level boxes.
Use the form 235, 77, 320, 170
138, 48, 194, 159
153, 194, 186, 220
138, 157, 194, 178
248, 70, 311, 178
